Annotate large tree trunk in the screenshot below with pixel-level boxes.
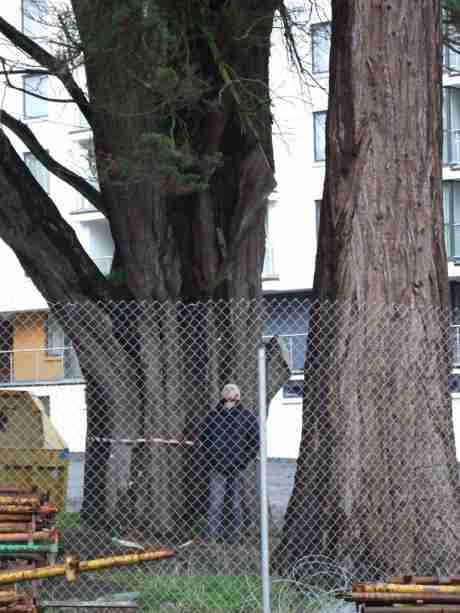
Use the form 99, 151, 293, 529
66, 0, 281, 535
276, 0, 460, 577
0, 0, 290, 536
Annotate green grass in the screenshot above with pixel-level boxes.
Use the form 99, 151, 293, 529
140, 575, 260, 612
56, 511, 81, 530
107, 571, 307, 612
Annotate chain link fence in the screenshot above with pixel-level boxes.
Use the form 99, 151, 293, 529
0, 297, 459, 611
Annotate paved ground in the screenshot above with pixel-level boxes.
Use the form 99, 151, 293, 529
266, 459, 297, 526
65, 454, 298, 524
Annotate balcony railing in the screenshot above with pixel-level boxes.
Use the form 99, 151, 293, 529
1, 328, 460, 385
267, 330, 460, 373
0, 346, 83, 385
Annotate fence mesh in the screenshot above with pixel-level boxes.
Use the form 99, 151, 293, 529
0, 297, 459, 611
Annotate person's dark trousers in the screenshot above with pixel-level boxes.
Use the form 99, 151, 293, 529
206, 469, 244, 542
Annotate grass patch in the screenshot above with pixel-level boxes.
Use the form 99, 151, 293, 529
107, 571, 307, 612
141, 575, 260, 612
56, 512, 81, 530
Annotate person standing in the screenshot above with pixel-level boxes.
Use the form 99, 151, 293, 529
199, 383, 259, 543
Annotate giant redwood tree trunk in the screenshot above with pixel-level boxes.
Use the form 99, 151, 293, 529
276, 0, 460, 576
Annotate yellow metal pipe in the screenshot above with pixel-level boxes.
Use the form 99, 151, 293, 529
78, 551, 176, 573
0, 497, 40, 508
0, 566, 63, 584
0, 506, 36, 514
354, 582, 460, 594
0, 549, 176, 585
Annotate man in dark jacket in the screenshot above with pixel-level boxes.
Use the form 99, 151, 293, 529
199, 383, 259, 543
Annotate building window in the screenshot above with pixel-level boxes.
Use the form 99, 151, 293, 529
311, 22, 331, 74
313, 111, 326, 162
24, 152, 49, 192
44, 314, 82, 379
79, 139, 97, 186
315, 200, 321, 236
23, 74, 48, 119
444, 45, 460, 73
443, 181, 460, 260
22, 0, 48, 40
75, 139, 98, 212
282, 379, 304, 400
443, 87, 460, 166
262, 204, 276, 278
45, 313, 66, 357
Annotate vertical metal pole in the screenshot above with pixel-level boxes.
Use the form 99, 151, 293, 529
257, 344, 270, 613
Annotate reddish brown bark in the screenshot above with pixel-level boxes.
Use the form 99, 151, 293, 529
277, 0, 460, 576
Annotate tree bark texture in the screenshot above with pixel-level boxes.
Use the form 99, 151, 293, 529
0, 0, 289, 533
276, 0, 460, 577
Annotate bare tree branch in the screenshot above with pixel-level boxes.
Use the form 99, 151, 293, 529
0, 67, 48, 76
276, 0, 328, 94
0, 128, 111, 303
0, 15, 92, 125
0, 109, 105, 215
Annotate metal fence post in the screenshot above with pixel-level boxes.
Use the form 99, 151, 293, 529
257, 344, 270, 613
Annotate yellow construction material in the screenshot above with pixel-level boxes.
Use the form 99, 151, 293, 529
0, 549, 176, 585
0, 450, 68, 510
0, 496, 40, 508
0, 391, 69, 509
353, 582, 460, 594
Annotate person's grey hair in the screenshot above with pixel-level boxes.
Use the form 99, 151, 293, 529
221, 383, 240, 402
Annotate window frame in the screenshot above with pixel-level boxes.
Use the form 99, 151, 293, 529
313, 111, 327, 163
73, 137, 98, 212
262, 201, 278, 279
282, 378, 304, 401
443, 181, 460, 261
45, 313, 66, 358
22, 0, 48, 40
311, 22, 331, 75
443, 23, 460, 74
23, 74, 49, 120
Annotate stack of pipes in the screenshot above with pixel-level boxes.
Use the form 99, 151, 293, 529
0, 590, 36, 613
339, 575, 460, 612
0, 485, 178, 611
0, 485, 58, 609
0, 486, 59, 559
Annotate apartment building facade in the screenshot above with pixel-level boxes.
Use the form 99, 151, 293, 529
0, 1, 459, 460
